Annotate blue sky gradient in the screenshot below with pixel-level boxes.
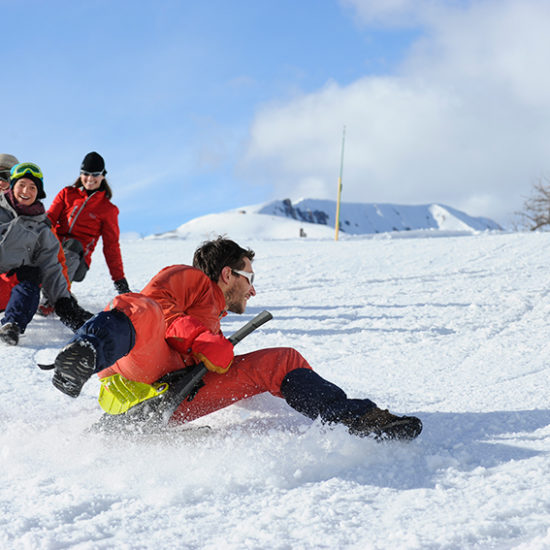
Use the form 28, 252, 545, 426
3, 1, 549, 234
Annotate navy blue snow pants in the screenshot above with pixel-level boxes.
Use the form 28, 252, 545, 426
70, 309, 136, 373
281, 368, 377, 423
1, 281, 40, 332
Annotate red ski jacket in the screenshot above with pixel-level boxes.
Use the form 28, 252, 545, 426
99, 265, 228, 382
141, 264, 226, 332
47, 186, 125, 281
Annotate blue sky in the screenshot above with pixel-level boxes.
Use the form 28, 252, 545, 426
4, 0, 550, 234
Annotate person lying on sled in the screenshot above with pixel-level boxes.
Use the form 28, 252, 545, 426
49, 236, 422, 440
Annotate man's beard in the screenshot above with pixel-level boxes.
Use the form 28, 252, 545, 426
225, 287, 246, 314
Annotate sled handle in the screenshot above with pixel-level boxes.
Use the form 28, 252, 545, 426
156, 309, 273, 424
228, 310, 273, 346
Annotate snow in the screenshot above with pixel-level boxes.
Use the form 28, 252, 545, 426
159, 211, 338, 241
2, 228, 550, 549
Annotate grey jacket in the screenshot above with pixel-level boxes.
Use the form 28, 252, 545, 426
0, 193, 71, 304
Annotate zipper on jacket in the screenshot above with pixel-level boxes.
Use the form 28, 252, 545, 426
68, 193, 95, 234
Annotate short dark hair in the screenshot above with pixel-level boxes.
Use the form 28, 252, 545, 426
193, 236, 255, 282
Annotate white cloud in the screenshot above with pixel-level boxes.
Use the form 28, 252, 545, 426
240, 0, 550, 226
341, 0, 446, 27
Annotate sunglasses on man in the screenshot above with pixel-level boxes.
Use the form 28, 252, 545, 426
232, 269, 255, 285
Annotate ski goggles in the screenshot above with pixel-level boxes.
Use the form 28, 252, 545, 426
10, 162, 43, 181
80, 170, 104, 177
232, 269, 255, 285
0, 170, 9, 182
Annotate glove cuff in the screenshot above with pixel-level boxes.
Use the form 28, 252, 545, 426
194, 352, 233, 374
114, 278, 131, 294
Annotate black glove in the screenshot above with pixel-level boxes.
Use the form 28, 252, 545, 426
7, 265, 41, 285
114, 277, 131, 294
55, 296, 94, 332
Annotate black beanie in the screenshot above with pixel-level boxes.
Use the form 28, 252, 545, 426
10, 163, 46, 200
81, 151, 107, 174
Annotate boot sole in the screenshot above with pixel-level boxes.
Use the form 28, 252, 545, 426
349, 415, 423, 441
0, 333, 19, 345
0, 324, 19, 346
52, 340, 96, 398
375, 417, 423, 440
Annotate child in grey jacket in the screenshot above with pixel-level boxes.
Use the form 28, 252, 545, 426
0, 162, 92, 345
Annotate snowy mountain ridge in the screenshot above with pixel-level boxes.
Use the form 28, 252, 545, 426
251, 198, 501, 233
158, 198, 501, 241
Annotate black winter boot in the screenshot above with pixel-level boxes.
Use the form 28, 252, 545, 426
0, 322, 20, 346
52, 339, 97, 398
341, 408, 422, 441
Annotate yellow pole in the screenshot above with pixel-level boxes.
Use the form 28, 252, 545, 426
335, 125, 346, 241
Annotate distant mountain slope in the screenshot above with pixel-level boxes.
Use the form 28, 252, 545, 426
152, 198, 501, 241
252, 198, 502, 233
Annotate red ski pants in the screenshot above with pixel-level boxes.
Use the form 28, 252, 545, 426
0, 273, 17, 310
172, 347, 312, 423
98, 293, 313, 423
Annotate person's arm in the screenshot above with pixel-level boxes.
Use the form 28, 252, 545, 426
34, 226, 71, 305
51, 226, 71, 290
46, 188, 67, 226
100, 203, 126, 286
166, 315, 233, 373
34, 227, 93, 331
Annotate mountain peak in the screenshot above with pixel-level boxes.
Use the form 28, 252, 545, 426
152, 198, 501, 240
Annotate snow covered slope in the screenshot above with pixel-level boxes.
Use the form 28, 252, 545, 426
2, 230, 550, 549
160, 198, 501, 240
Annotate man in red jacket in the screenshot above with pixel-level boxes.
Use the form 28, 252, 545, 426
50, 237, 422, 440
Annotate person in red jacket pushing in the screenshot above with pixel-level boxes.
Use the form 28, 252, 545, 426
49, 237, 422, 440
42, 152, 130, 314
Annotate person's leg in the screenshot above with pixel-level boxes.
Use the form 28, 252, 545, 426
52, 293, 185, 397
72, 259, 89, 283
281, 368, 422, 439
62, 239, 85, 282
172, 347, 311, 422
171, 347, 375, 425
99, 293, 185, 383
280, 368, 376, 422
1, 281, 40, 331
0, 269, 41, 345
0, 273, 17, 312
52, 308, 136, 397
173, 346, 422, 440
